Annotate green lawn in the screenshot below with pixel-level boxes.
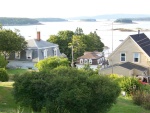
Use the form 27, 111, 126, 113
7, 69, 29, 75
7, 69, 34, 81
108, 96, 150, 113
0, 82, 150, 113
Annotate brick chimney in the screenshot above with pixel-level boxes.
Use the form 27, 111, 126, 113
37, 31, 41, 41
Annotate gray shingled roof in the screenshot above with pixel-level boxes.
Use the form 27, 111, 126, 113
130, 33, 150, 57
119, 62, 147, 71
26, 39, 58, 48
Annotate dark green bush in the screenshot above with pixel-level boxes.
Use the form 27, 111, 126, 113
0, 68, 9, 82
0, 54, 7, 68
13, 71, 48, 112
13, 67, 121, 113
142, 93, 150, 110
132, 90, 145, 106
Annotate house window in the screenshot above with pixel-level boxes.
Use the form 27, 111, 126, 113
97, 59, 100, 64
133, 53, 140, 62
80, 59, 83, 64
44, 49, 48, 58
120, 53, 126, 62
15, 51, 20, 59
26, 50, 32, 59
54, 48, 57, 56
89, 59, 92, 64
84, 59, 88, 64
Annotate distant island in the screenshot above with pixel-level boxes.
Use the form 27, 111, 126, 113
114, 18, 133, 23
79, 19, 96, 22
35, 18, 68, 22
0, 17, 41, 26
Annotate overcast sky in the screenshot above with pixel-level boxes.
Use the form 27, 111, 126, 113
0, 0, 150, 18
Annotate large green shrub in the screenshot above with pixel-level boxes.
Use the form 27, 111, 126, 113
0, 54, 7, 68
0, 68, 9, 82
35, 56, 70, 71
13, 67, 121, 113
13, 71, 48, 112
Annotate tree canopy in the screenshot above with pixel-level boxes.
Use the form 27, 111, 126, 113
47, 28, 104, 61
0, 29, 27, 59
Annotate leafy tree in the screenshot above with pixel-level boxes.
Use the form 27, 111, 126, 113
35, 56, 70, 71
0, 29, 27, 59
47, 28, 104, 62
74, 27, 83, 35
47, 30, 74, 60
0, 54, 7, 68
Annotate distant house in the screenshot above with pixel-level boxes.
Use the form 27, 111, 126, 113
100, 32, 150, 76
75, 51, 108, 70
7, 31, 62, 69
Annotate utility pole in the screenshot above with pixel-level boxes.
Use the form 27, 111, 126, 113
111, 22, 114, 74
71, 45, 74, 67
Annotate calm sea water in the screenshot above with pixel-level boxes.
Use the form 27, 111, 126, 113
3, 20, 150, 52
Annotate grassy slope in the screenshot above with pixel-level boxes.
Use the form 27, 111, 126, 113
108, 96, 150, 113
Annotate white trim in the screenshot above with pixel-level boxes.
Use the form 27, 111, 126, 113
15, 51, 20, 59
80, 59, 83, 64
89, 59, 92, 64
26, 50, 33, 59
44, 49, 48, 58
53, 47, 57, 56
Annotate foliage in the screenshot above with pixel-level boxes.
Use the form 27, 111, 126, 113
35, 56, 70, 71
47, 28, 104, 61
47, 30, 74, 60
1, 82, 150, 113
12, 71, 48, 112
0, 29, 27, 59
118, 76, 142, 96
142, 93, 150, 110
13, 67, 120, 113
0, 68, 9, 82
132, 90, 145, 106
132, 85, 150, 110
0, 54, 7, 68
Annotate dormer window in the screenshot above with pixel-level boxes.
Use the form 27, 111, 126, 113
54, 48, 57, 56
15, 51, 20, 59
44, 49, 48, 58
84, 59, 88, 64
80, 59, 83, 64
89, 59, 92, 64
26, 50, 32, 59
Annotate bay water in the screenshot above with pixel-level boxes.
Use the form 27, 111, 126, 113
3, 20, 150, 53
